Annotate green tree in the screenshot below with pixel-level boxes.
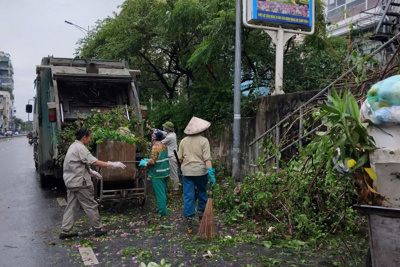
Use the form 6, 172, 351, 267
78, 0, 349, 134
14, 118, 32, 132
81, 0, 207, 100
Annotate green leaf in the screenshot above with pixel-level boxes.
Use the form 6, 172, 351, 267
331, 86, 340, 102
353, 153, 368, 169
316, 131, 328, 136
262, 241, 273, 248
298, 214, 308, 227
327, 94, 340, 108
351, 131, 360, 144
348, 93, 360, 122
288, 239, 306, 249
319, 104, 341, 115
341, 93, 348, 113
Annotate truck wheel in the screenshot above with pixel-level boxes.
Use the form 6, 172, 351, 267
39, 174, 51, 188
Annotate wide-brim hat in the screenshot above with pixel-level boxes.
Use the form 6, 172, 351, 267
184, 117, 211, 135
162, 121, 174, 132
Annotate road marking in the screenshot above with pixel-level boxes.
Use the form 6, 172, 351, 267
57, 198, 67, 206
79, 247, 99, 265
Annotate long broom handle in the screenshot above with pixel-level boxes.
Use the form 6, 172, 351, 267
173, 149, 181, 169
208, 184, 213, 198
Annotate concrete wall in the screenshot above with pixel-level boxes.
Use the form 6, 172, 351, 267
209, 90, 320, 178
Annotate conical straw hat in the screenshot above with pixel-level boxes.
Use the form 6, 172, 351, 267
184, 117, 211, 135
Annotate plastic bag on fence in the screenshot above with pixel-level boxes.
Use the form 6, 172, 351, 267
367, 75, 400, 106
366, 80, 381, 106
360, 100, 375, 122
374, 107, 394, 122
360, 100, 400, 124
375, 106, 400, 123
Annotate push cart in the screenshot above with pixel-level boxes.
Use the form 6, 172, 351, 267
94, 140, 147, 210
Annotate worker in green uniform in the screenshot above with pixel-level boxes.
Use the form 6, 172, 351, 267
140, 130, 170, 216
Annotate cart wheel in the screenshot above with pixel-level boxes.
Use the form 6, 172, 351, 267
138, 177, 146, 187
138, 197, 146, 206
365, 247, 372, 267
111, 200, 125, 213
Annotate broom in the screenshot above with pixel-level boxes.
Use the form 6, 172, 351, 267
197, 185, 215, 240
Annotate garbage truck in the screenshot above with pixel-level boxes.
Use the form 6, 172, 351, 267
26, 56, 142, 187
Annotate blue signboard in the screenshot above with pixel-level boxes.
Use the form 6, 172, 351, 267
247, 0, 313, 30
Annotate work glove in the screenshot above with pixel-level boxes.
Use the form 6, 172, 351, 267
177, 167, 183, 178
89, 169, 102, 180
139, 158, 150, 167
107, 161, 127, 169
207, 168, 216, 187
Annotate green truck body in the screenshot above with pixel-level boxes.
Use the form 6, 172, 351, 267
29, 56, 141, 187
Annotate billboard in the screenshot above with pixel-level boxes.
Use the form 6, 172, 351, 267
245, 0, 313, 31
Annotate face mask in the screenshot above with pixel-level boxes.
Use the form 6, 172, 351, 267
163, 128, 166, 131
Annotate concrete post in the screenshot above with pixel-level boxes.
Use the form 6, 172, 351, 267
265, 28, 295, 95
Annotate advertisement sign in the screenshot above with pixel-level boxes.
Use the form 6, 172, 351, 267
246, 0, 313, 31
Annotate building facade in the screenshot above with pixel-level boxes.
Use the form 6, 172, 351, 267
0, 91, 13, 134
326, 0, 380, 36
325, 0, 400, 60
0, 51, 15, 134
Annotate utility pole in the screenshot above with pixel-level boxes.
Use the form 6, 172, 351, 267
232, 0, 242, 182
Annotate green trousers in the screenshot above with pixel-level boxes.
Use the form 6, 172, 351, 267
152, 177, 168, 216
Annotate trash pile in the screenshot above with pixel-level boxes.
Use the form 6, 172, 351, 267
360, 75, 400, 124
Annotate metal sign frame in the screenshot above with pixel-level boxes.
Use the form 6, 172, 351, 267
243, 0, 315, 35
242, 0, 315, 94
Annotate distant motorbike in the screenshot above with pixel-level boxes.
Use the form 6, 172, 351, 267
27, 132, 33, 145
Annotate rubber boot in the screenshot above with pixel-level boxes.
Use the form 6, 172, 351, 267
186, 217, 193, 233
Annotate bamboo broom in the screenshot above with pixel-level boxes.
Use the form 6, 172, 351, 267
197, 185, 215, 240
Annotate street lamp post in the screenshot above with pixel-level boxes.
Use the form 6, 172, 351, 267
64, 20, 89, 37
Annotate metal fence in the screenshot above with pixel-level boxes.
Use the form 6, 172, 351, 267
248, 31, 400, 171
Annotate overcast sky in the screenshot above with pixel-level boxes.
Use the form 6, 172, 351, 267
0, 0, 124, 121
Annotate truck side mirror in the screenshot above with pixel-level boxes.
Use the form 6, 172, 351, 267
26, 104, 33, 113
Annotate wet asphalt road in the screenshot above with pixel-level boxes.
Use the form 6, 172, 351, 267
0, 136, 66, 267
